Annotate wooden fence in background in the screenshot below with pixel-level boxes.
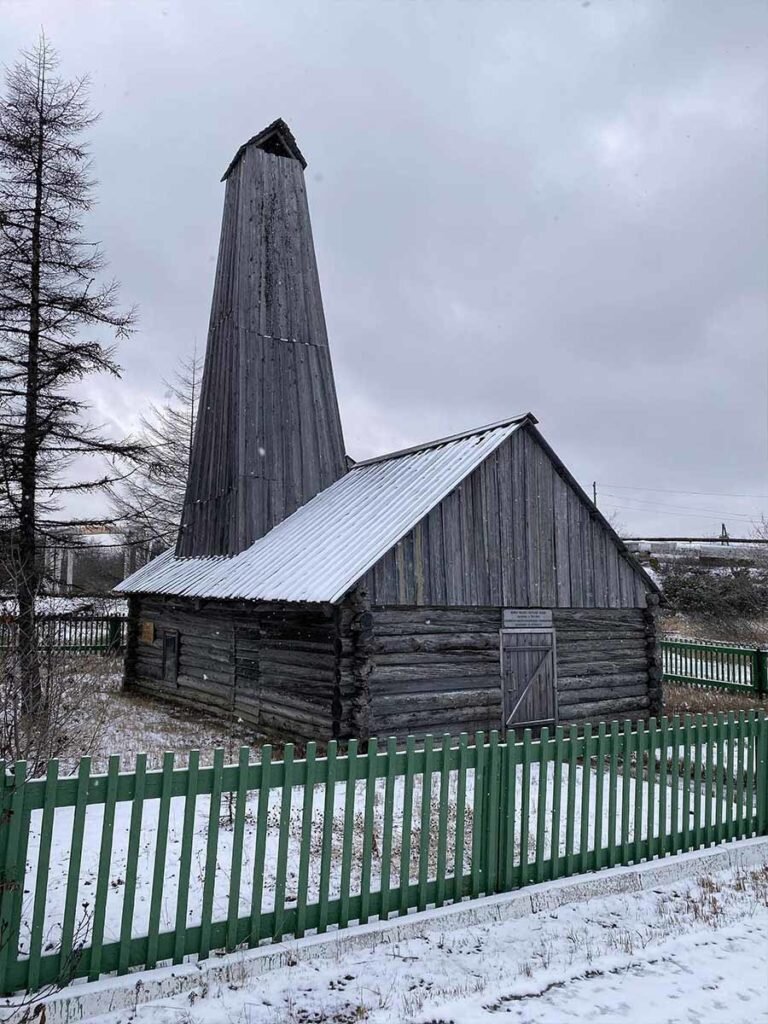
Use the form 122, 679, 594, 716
0, 615, 126, 655
1, 712, 766, 996
661, 638, 768, 695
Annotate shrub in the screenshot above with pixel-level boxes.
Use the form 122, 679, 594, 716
660, 560, 768, 619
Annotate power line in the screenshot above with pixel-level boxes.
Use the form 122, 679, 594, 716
600, 483, 768, 500
602, 503, 760, 526
601, 492, 757, 520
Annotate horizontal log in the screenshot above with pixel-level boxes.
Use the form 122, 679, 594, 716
168, 686, 233, 716
373, 607, 502, 624
177, 673, 232, 698
554, 610, 644, 625
558, 695, 650, 720
259, 647, 336, 670
553, 632, 646, 645
558, 671, 649, 691
371, 633, 500, 656
555, 659, 649, 678
373, 675, 502, 697
179, 648, 233, 669
256, 704, 333, 736
372, 652, 499, 671
557, 683, 649, 704
258, 679, 335, 703
180, 667, 234, 692
370, 662, 499, 683
371, 704, 500, 735
374, 692, 501, 716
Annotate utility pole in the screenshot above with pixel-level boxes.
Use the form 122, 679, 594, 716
592, 481, 597, 507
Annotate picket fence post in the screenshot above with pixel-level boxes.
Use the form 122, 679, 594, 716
755, 650, 768, 697
0, 762, 27, 996
758, 714, 768, 836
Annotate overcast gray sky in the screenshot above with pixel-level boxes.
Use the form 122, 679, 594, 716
3, 0, 767, 537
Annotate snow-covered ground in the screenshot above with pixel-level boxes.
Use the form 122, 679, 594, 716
87, 860, 768, 1023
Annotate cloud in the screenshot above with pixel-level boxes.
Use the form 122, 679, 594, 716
2, 0, 766, 536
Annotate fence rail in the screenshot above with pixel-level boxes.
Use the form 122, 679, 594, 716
0, 615, 126, 655
1, 712, 766, 996
661, 638, 768, 695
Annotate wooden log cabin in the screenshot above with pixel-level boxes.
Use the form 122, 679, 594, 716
118, 119, 662, 740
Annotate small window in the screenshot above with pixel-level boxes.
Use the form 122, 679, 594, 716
163, 631, 179, 684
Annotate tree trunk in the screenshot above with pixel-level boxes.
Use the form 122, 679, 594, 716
16, 61, 46, 713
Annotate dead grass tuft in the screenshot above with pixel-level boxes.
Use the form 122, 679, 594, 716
663, 682, 767, 718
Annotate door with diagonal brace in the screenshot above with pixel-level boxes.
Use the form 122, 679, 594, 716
501, 628, 558, 730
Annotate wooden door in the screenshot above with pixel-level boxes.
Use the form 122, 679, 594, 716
501, 629, 557, 730
233, 625, 261, 721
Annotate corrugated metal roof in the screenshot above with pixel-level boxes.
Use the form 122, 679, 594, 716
116, 417, 527, 604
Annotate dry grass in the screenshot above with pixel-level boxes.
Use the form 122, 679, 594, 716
50, 658, 275, 772
663, 681, 767, 718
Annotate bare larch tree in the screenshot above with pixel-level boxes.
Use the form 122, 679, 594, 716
109, 353, 201, 551
0, 36, 138, 709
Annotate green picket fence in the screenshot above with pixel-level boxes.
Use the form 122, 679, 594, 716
1, 712, 766, 996
661, 638, 768, 695
0, 615, 126, 655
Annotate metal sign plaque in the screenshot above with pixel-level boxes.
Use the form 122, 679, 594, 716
502, 609, 553, 629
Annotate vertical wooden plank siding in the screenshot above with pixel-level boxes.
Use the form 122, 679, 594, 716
3, 715, 767, 998
178, 139, 347, 558
359, 426, 653, 611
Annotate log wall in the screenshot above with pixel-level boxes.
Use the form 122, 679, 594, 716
123, 599, 659, 742
365, 607, 504, 739
361, 605, 657, 739
126, 595, 338, 739
552, 607, 659, 725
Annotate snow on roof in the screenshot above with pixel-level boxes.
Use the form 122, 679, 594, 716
116, 416, 530, 604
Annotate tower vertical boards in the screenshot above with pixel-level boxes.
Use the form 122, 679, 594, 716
177, 120, 347, 558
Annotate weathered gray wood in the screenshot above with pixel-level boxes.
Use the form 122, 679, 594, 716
359, 424, 653, 609
177, 129, 347, 557
502, 629, 557, 727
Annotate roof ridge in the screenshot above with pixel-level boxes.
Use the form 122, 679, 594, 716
351, 412, 537, 468
221, 118, 307, 181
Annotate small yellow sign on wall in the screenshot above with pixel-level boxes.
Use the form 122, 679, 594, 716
139, 620, 155, 644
